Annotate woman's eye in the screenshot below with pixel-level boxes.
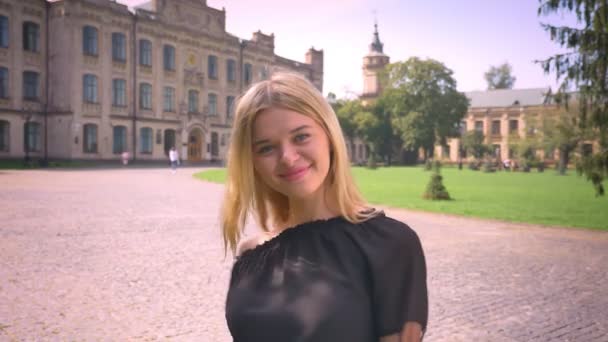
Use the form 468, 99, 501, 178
257, 145, 273, 154
294, 133, 310, 143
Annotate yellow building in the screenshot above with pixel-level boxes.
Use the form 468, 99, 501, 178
439, 88, 556, 162
0, 0, 323, 163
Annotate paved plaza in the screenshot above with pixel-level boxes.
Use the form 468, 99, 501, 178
1, 167, 607, 341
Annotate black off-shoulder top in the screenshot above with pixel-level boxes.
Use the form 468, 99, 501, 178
225, 212, 428, 342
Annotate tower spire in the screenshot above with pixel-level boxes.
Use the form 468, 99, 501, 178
370, 16, 384, 53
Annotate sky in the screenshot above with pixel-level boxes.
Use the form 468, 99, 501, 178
120, 0, 576, 98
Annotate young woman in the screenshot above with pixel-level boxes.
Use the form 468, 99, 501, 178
221, 72, 428, 342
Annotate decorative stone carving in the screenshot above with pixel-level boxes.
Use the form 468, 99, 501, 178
82, 103, 101, 116
183, 68, 204, 88
23, 6, 43, 18
24, 52, 42, 67
83, 55, 99, 67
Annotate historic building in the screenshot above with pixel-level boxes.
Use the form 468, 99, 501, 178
0, 0, 323, 162
439, 88, 558, 163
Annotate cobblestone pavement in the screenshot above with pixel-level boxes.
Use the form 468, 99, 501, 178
1, 168, 606, 341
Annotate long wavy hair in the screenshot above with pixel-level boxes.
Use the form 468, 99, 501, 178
221, 72, 377, 255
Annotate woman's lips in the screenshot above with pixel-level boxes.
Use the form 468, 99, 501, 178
279, 166, 311, 181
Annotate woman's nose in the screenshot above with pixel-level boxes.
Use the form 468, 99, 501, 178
279, 144, 299, 165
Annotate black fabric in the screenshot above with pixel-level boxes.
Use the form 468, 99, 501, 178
225, 212, 428, 342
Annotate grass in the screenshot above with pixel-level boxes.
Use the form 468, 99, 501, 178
0, 160, 97, 169
194, 167, 608, 231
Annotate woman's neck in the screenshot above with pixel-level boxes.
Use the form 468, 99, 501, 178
281, 188, 339, 230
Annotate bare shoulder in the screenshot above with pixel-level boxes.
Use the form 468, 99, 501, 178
236, 232, 273, 257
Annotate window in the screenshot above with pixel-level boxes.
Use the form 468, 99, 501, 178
112, 32, 126, 62
163, 45, 175, 71
139, 39, 152, 66
0, 67, 8, 98
139, 83, 152, 109
83, 74, 98, 103
112, 79, 126, 107
509, 119, 519, 134
24, 122, 40, 152
492, 144, 500, 158
23, 22, 39, 52
163, 86, 175, 112
474, 120, 483, 133
0, 120, 9, 151
491, 120, 501, 135
208, 55, 217, 79
23, 71, 39, 100
208, 93, 217, 115
140, 127, 153, 153
459, 121, 466, 136
260, 65, 268, 80
83, 124, 98, 153
82, 25, 98, 56
226, 96, 235, 118
0, 16, 8, 48
244, 63, 252, 85
163, 129, 175, 156
226, 59, 236, 82
188, 90, 198, 113
113, 126, 127, 154
442, 145, 450, 158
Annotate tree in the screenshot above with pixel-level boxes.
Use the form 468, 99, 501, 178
484, 63, 517, 90
539, 0, 608, 195
537, 104, 586, 175
336, 99, 364, 150
461, 131, 488, 160
378, 57, 469, 160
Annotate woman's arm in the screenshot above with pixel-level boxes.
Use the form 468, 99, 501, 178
379, 322, 423, 342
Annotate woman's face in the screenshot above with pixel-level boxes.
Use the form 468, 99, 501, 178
251, 107, 332, 200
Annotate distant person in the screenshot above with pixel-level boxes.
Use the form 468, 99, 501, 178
220, 73, 428, 342
169, 147, 180, 173
121, 151, 129, 166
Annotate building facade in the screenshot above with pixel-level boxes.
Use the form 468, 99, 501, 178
0, 0, 323, 162
439, 88, 558, 162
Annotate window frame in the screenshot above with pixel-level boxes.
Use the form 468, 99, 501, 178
83, 74, 98, 103
82, 25, 98, 56
139, 39, 152, 66
22, 21, 39, 52
111, 32, 126, 62
139, 83, 152, 110
208, 55, 218, 79
83, 123, 98, 153
23, 71, 39, 100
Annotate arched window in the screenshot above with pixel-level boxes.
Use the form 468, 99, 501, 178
82, 25, 98, 56
83, 74, 98, 103
112, 125, 127, 154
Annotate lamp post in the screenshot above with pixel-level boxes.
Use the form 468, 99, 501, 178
22, 106, 33, 166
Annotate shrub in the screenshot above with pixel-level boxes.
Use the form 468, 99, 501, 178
424, 159, 433, 171
423, 172, 451, 200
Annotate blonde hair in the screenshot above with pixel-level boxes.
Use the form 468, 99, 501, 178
221, 72, 377, 255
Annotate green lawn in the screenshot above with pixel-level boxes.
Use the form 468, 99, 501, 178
194, 167, 608, 230
0, 160, 96, 169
